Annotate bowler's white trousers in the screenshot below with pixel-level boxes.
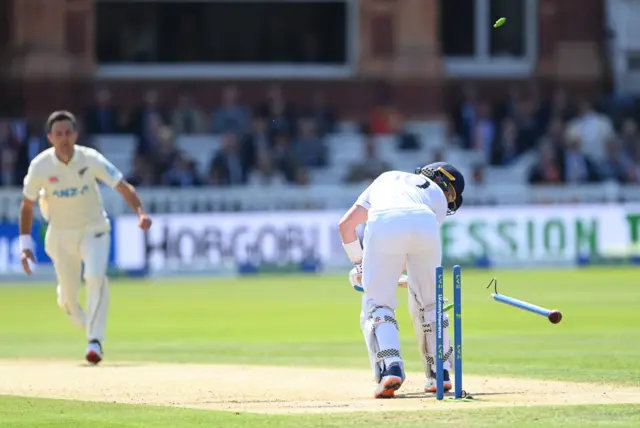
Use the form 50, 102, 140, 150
45, 225, 111, 343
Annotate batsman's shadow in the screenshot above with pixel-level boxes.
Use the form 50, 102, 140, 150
395, 391, 513, 399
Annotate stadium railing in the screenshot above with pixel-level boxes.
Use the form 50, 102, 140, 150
0, 182, 639, 220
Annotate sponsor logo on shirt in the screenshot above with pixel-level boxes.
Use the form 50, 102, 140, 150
52, 185, 90, 198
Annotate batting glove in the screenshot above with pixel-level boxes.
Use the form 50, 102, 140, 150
349, 263, 364, 292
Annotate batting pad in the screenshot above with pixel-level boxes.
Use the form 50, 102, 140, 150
361, 304, 402, 383
409, 293, 453, 378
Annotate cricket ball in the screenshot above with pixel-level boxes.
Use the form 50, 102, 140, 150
548, 310, 562, 324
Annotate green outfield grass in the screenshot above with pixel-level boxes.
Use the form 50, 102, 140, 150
0, 268, 637, 384
1, 396, 639, 428
0, 267, 638, 426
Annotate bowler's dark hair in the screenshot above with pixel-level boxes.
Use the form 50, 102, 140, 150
46, 111, 77, 133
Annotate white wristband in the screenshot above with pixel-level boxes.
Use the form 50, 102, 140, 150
19, 235, 34, 252
342, 239, 363, 264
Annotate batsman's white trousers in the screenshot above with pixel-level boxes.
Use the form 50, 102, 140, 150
45, 226, 111, 342
361, 207, 441, 311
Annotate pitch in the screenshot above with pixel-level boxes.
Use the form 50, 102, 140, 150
0, 268, 638, 427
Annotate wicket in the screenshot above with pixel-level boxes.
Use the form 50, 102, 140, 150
435, 265, 463, 400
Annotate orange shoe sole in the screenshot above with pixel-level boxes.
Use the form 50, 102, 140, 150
426, 382, 452, 393
374, 376, 403, 399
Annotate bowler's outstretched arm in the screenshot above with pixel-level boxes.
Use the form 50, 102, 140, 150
115, 180, 152, 231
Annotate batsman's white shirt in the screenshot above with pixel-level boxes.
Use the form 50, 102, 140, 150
355, 171, 447, 222
355, 170, 447, 310
23, 146, 123, 233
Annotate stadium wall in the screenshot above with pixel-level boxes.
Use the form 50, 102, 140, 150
2, 204, 640, 281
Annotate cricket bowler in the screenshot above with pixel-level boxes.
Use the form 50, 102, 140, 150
18, 111, 152, 365
338, 162, 464, 398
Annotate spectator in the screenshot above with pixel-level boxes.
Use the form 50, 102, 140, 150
0, 120, 17, 185
619, 118, 640, 162
600, 138, 637, 183
126, 154, 156, 187
344, 133, 392, 183
247, 152, 287, 186
1, 147, 15, 186
537, 116, 566, 150
271, 132, 299, 182
396, 129, 421, 151
512, 97, 541, 150
129, 89, 169, 152
13, 121, 47, 184
368, 91, 401, 135
496, 84, 522, 122
161, 153, 202, 187
257, 85, 296, 137
137, 112, 165, 154
305, 90, 336, 136
294, 118, 327, 168
208, 164, 225, 186
209, 132, 250, 185
171, 93, 207, 135
212, 86, 251, 135
537, 88, 575, 130
84, 88, 121, 136
243, 116, 272, 170
394, 116, 421, 151
528, 141, 563, 185
491, 117, 523, 166
0, 119, 14, 149
469, 102, 497, 162
565, 100, 614, 161
451, 84, 479, 148
152, 126, 181, 181
562, 134, 600, 184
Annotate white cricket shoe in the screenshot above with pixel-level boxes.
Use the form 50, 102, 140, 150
374, 363, 405, 399
425, 369, 452, 393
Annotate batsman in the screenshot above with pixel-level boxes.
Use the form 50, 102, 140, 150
340, 162, 465, 398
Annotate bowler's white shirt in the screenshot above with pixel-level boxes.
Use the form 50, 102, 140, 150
355, 171, 448, 225
23, 146, 123, 232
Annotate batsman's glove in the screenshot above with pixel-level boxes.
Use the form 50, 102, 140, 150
349, 265, 408, 292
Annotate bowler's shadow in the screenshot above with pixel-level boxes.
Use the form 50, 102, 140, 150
77, 363, 142, 368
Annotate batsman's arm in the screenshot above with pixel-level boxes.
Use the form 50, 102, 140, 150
338, 204, 368, 264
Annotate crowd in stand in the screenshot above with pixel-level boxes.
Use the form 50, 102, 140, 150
1, 83, 640, 188
449, 84, 640, 185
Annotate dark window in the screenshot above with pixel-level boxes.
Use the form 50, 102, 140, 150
95, 1, 347, 65
0, 0, 11, 50
439, 0, 475, 56
489, 0, 525, 57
